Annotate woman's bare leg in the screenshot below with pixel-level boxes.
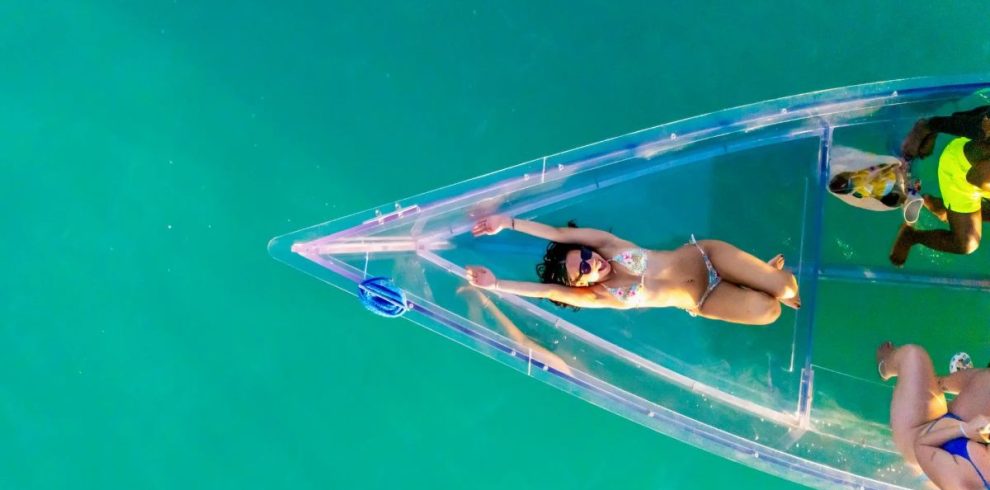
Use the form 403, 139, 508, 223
876, 342, 948, 466
946, 369, 990, 422
923, 195, 949, 222
699, 240, 800, 309
696, 281, 781, 326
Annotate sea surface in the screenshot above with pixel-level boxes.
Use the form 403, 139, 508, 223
4, 2, 989, 488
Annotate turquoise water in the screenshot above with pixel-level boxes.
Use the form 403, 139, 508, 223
4, 2, 989, 489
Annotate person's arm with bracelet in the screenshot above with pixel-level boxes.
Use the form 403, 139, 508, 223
465, 265, 617, 308
916, 415, 990, 448
902, 106, 990, 160
472, 214, 626, 249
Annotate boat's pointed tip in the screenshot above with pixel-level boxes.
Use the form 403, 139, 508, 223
266, 236, 283, 256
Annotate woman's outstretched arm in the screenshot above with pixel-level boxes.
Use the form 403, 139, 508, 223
472, 214, 628, 249
465, 265, 617, 309
902, 106, 990, 160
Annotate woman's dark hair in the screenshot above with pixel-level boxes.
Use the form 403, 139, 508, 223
880, 191, 903, 208
535, 220, 585, 310
828, 174, 851, 194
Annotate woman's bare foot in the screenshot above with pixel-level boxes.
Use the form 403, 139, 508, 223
778, 268, 801, 310
779, 291, 801, 310
922, 194, 948, 222
877, 341, 896, 381
889, 224, 916, 267
765, 254, 800, 309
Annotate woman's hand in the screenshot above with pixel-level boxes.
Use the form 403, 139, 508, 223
968, 415, 990, 442
466, 265, 498, 289
471, 215, 512, 237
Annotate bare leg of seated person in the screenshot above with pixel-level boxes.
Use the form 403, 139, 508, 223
876, 342, 947, 467
889, 208, 982, 266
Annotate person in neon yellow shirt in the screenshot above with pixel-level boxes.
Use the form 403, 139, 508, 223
889, 106, 990, 266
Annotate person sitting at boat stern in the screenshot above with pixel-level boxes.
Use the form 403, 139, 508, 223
829, 164, 906, 208
877, 342, 990, 489
890, 106, 990, 266
465, 215, 800, 326
826, 145, 925, 223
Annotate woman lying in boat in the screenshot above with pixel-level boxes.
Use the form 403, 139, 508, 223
877, 342, 990, 490
464, 215, 800, 326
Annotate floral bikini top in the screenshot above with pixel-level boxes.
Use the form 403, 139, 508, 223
605, 248, 648, 306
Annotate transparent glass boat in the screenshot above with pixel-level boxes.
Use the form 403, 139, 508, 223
269, 76, 990, 489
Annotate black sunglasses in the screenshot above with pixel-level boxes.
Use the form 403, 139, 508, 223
578, 247, 594, 275
561, 247, 594, 282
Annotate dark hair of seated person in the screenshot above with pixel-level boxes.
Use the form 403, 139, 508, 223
880, 192, 904, 208
828, 175, 851, 194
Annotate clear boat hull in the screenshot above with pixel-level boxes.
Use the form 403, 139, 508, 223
270, 76, 990, 489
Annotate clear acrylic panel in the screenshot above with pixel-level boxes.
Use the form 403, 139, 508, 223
270, 76, 990, 489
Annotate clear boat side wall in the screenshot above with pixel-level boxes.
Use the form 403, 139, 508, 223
292, 249, 903, 490
269, 76, 990, 489
270, 75, 990, 249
